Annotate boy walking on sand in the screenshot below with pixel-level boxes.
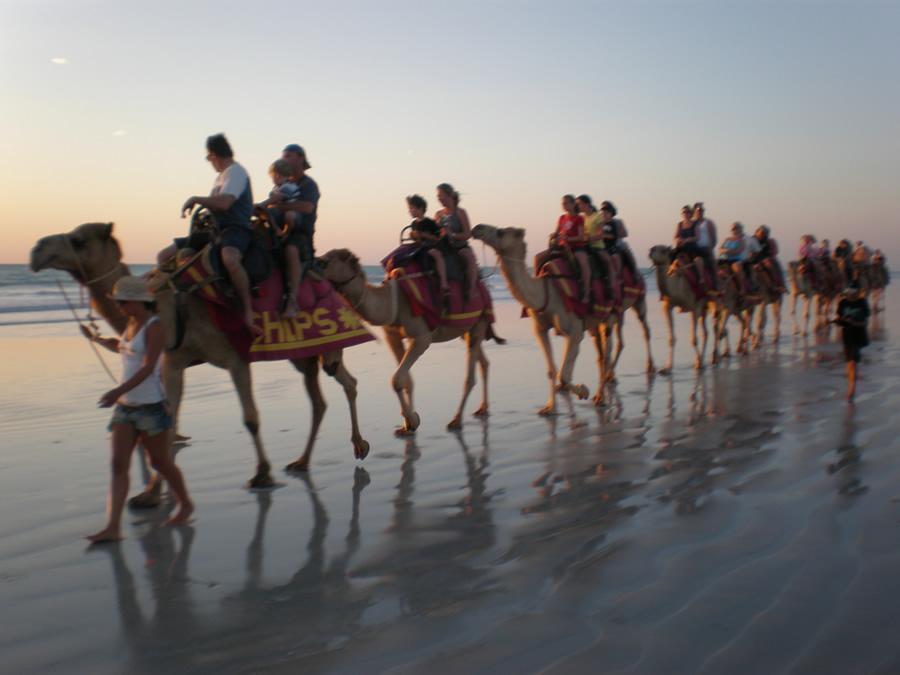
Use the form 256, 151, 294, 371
834, 281, 870, 401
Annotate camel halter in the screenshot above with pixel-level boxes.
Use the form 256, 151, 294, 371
330, 268, 399, 324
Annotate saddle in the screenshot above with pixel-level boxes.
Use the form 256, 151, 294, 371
381, 241, 467, 282
669, 253, 718, 300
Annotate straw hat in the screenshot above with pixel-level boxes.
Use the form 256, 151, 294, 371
110, 275, 154, 302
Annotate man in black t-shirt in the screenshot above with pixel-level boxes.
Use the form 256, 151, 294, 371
834, 282, 870, 401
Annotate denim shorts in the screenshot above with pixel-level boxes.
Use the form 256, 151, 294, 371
108, 402, 172, 436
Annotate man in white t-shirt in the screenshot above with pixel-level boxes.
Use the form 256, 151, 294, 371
692, 202, 719, 291
158, 134, 259, 334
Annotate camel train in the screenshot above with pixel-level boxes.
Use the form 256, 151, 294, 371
29, 219, 888, 482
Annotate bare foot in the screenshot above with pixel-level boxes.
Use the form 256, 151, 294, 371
283, 297, 300, 320
165, 504, 194, 527
86, 527, 122, 544
245, 311, 263, 337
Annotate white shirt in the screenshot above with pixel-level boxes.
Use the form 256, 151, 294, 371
744, 235, 761, 260
696, 219, 712, 248
118, 317, 165, 405
212, 162, 250, 199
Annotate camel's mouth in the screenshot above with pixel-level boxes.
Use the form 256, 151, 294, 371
472, 224, 496, 246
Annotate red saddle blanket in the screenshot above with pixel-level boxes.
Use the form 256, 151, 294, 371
386, 260, 494, 331
671, 258, 720, 301
174, 252, 374, 362
537, 258, 616, 320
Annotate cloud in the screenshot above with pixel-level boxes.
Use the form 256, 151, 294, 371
50, 57, 67, 65
112, 130, 127, 137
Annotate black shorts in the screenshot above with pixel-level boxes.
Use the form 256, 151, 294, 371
219, 226, 253, 255
283, 222, 313, 251
843, 340, 863, 363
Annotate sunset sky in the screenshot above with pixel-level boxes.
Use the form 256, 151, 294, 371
2, 0, 898, 264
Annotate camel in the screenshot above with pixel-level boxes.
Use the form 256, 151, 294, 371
471, 225, 653, 411
713, 265, 756, 361
750, 263, 784, 346
648, 246, 717, 373
788, 260, 828, 336
30, 223, 369, 494
318, 248, 500, 434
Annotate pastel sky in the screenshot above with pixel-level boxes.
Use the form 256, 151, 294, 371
2, 0, 898, 264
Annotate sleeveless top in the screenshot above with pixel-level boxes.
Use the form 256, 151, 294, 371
583, 211, 605, 249
119, 316, 165, 405
603, 218, 623, 244
439, 210, 466, 249
676, 220, 696, 242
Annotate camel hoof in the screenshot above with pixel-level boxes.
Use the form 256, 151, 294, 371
538, 406, 556, 416
574, 385, 590, 400
658, 367, 672, 376
593, 394, 606, 407
394, 426, 416, 437
354, 440, 370, 461
605, 375, 618, 385
406, 412, 421, 431
447, 416, 463, 431
472, 405, 489, 418
284, 460, 309, 473
127, 492, 161, 510
248, 473, 275, 489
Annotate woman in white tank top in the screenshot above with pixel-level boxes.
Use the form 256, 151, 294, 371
84, 276, 193, 543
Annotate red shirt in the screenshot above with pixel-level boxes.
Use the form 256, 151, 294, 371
557, 213, 585, 247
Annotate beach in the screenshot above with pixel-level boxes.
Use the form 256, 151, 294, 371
1, 265, 898, 675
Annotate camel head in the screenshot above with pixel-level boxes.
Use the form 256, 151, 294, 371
318, 248, 366, 287
30, 222, 122, 283
648, 245, 672, 267
472, 224, 527, 259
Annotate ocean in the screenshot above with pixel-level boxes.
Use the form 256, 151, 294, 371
0, 263, 532, 331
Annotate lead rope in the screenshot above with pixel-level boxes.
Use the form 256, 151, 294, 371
56, 277, 116, 383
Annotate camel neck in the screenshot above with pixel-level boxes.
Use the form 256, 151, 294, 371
498, 254, 547, 311
342, 275, 398, 326
86, 263, 130, 335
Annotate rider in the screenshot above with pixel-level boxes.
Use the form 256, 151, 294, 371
599, 200, 638, 280
576, 194, 616, 300
535, 195, 591, 303
159, 133, 258, 334
718, 222, 750, 292
406, 194, 450, 309
255, 159, 303, 317
673, 204, 709, 290
692, 202, 719, 291
749, 225, 786, 291
434, 183, 478, 302
798, 234, 823, 290
833, 238, 854, 284
269, 144, 320, 313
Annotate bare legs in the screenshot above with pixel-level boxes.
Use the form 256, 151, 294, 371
221, 246, 261, 336
87, 424, 193, 543
846, 360, 857, 400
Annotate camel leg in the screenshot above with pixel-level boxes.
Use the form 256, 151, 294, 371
607, 319, 625, 383
284, 358, 326, 472
691, 312, 705, 370
660, 300, 675, 375
699, 311, 709, 368
227, 361, 273, 487
392, 336, 431, 435
755, 303, 767, 347
534, 321, 559, 415
448, 333, 481, 430
634, 301, 655, 373
802, 295, 811, 336
558, 330, 588, 406
773, 299, 782, 343
384, 330, 415, 423
473, 338, 490, 418
592, 327, 608, 406
329, 359, 370, 461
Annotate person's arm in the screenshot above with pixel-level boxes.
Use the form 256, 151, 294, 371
616, 219, 629, 239
98, 322, 165, 407
450, 209, 472, 242
182, 193, 235, 217
81, 325, 120, 353
769, 239, 779, 257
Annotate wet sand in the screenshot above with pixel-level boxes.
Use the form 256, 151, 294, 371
1, 293, 898, 674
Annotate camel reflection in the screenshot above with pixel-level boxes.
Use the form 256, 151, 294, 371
356, 421, 498, 617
